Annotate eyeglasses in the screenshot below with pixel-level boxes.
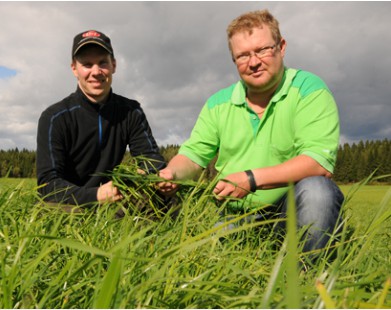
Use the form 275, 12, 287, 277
234, 44, 277, 65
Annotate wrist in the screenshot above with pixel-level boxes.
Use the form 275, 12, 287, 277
244, 170, 257, 193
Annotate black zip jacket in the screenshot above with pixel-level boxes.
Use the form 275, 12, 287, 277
36, 87, 166, 205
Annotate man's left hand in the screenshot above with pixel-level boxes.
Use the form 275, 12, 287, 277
213, 171, 252, 201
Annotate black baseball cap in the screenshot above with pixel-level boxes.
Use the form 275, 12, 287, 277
72, 30, 114, 57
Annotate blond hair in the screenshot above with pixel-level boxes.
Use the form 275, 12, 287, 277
227, 10, 282, 52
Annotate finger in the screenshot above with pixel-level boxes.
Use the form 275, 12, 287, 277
213, 181, 225, 194
159, 170, 173, 180
114, 194, 123, 201
214, 191, 226, 201
213, 186, 225, 200
157, 182, 171, 190
214, 183, 238, 200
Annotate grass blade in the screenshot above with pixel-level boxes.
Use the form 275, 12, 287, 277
285, 184, 301, 308
93, 251, 123, 308
377, 277, 391, 308
316, 280, 336, 309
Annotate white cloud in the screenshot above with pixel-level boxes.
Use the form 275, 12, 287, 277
0, 1, 390, 151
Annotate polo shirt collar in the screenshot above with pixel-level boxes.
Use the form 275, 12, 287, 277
230, 67, 297, 105
271, 68, 296, 103
231, 80, 247, 105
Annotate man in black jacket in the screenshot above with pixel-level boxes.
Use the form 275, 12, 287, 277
36, 30, 165, 206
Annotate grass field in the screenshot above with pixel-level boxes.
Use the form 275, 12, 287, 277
0, 177, 390, 308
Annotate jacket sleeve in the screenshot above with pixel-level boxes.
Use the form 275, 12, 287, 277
127, 107, 166, 173
36, 111, 98, 205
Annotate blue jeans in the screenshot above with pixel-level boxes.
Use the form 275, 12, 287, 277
216, 176, 344, 253
277, 176, 344, 252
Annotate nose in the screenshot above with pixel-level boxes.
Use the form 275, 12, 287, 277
91, 64, 102, 75
248, 53, 262, 68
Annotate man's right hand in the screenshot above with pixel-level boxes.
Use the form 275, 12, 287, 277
97, 181, 124, 202
157, 168, 180, 196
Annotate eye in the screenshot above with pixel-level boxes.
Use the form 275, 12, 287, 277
82, 63, 93, 69
99, 60, 110, 68
236, 53, 250, 61
255, 47, 268, 55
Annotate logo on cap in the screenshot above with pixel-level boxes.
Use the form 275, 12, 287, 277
82, 31, 101, 38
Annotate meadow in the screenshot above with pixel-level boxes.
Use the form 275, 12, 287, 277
0, 175, 390, 308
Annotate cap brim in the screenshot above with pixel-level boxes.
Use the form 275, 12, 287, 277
73, 41, 113, 56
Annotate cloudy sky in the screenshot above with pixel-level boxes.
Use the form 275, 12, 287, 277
0, 1, 390, 151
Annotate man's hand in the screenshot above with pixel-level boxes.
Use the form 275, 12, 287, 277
97, 181, 124, 202
213, 171, 253, 201
157, 168, 180, 196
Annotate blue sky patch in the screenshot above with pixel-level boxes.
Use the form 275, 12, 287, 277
0, 66, 17, 79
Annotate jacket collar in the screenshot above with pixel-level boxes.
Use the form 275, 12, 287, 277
75, 86, 113, 112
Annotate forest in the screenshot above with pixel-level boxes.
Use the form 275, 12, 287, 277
1, 138, 390, 184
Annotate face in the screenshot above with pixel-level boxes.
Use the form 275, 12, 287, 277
230, 26, 286, 96
71, 45, 116, 103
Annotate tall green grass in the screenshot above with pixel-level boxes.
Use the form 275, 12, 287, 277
0, 172, 390, 308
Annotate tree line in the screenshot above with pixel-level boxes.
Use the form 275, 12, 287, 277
1, 139, 390, 184
333, 139, 391, 183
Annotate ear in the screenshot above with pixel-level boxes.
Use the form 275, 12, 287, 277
71, 61, 79, 78
279, 38, 287, 57
112, 58, 117, 74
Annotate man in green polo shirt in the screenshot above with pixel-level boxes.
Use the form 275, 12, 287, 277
159, 9, 344, 253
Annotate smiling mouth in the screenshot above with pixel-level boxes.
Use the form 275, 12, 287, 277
89, 80, 105, 85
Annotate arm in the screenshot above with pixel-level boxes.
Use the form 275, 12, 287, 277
213, 155, 330, 200
127, 107, 166, 173
158, 154, 203, 195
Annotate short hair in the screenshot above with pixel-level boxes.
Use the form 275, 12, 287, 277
226, 9, 282, 53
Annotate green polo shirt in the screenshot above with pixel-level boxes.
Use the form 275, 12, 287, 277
179, 68, 340, 208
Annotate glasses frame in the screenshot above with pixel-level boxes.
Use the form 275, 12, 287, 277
234, 44, 277, 65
